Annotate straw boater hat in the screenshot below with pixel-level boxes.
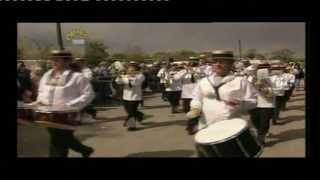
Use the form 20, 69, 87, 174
199, 54, 207, 59
49, 50, 73, 61
188, 56, 199, 61
211, 50, 235, 61
74, 57, 86, 62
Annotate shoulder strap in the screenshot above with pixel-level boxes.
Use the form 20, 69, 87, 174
206, 77, 227, 101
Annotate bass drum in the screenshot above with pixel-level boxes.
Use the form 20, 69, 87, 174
194, 118, 263, 158
33, 106, 81, 130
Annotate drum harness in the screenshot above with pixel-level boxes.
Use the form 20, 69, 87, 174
186, 75, 235, 135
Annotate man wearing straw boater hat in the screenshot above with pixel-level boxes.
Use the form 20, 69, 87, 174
75, 57, 97, 120
174, 56, 202, 113
186, 50, 258, 135
30, 50, 95, 157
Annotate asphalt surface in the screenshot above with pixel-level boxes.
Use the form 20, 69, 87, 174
17, 85, 305, 158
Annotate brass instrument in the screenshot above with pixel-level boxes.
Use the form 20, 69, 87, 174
164, 68, 175, 88
254, 68, 274, 99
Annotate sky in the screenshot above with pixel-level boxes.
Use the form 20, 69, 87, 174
17, 22, 305, 57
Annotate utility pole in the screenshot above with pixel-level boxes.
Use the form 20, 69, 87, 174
56, 23, 64, 50
238, 40, 242, 60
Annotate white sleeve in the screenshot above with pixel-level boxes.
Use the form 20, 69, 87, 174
238, 78, 258, 112
290, 74, 296, 84
85, 69, 93, 80
157, 68, 164, 78
173, 69, 187, 80
190, 83, 203, 109
129, 74, 145, 86
115, 77, 129, 85
36, 73, 47, 102
65, 76, 95, 109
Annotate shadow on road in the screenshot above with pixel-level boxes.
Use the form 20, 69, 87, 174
143, 104, 170, 110
265, 128, 305, 147
95, 116, 128, 123
126, 149, 194, 157
137, 119, 186, 130
277, 115, 305, 125
291, 92, 304, 97
285, 105, 305, 111
95, 107, 118, 111
288, 97, 305, 103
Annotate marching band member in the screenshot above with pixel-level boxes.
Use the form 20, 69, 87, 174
175, 57, 201, 113
157, 62, 169, 101
282, 67, 296, 110
115, 63, 145, 131
186, 50, 258, 135
164, 63, 183, 113
270, 66, 288, 124
30, 50, 95, 157
75, 58, 97, 119
75, 57, 93, 81
248, 64, 275, 145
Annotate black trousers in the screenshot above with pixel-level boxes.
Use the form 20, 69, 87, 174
83, 104, 97, 117
273, 96, 286, 121
283, 86, 295, 109
47, 128, 91, 157
250, 108, 274, 136
160, 83, 167, 100
182, 98, 192, 113
123, 100, 144, 121
166, 91, 182, 109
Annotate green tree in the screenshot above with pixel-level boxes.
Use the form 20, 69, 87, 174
84, 40, 109, 66
244, 49, 258, 59
152, 51, 173, 61
271, 48, 295, 62
172, 50, 198, 61
111, 53, 129, 60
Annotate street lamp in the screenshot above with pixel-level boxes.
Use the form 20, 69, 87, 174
56, 23, 64, 50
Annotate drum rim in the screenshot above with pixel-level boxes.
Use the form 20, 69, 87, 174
195, 123, 249, 145
34, 110, 79, 113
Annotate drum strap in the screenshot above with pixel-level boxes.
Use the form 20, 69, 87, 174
206, 78, 227, 101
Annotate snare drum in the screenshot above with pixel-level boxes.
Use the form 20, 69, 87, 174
194, 118, 263, 157
17, 103, 34, 121
34, 106, 81, 129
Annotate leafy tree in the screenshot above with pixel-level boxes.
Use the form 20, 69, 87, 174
152, 51, 173, 61
172, 50, 198, 61
244, 49, 258, 59
271, 48, 295, 62
84, 40, 109, 66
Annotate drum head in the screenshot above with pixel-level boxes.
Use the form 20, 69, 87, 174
195, 118, 247, 144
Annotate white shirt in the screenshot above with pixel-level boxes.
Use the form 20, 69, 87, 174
282, 73, 295, 89
82, 67, 93, 80
37, 69, 95, 110
157, 67, 167, 83
174, 69, 201, 99
115, 73, 145, 101
190, 73, 258, 130
195, 65, 212, 78
256, 77, 275, 108
164, 70, 183, 91
270, 74, 287, 96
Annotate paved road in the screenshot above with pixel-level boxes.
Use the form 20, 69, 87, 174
17, 86, 305, 158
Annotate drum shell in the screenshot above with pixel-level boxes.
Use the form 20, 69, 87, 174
34, 111, 80, 126
17, 108, 35, 121
195, 127, 262, 157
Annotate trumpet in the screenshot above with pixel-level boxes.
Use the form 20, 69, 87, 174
164, 71, 175, 88
255, 78, 274, 98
